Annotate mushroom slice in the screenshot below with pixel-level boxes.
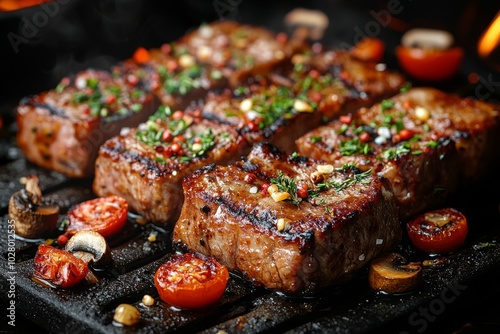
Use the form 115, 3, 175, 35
64, 230, 112, 270
368, 252, 422, 294
401, 28, 454, 50
8, 175, 59, 239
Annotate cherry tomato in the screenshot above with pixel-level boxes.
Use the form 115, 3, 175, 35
154, 252, 229, 309
395, 46, 464, 82
66, 196, 128, 238
350, 38, 385, 63
33, 244, 89, 288
406, 208, 468, 254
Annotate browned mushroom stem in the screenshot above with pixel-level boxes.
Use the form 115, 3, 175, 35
64, 230, 112, 270
284, 8, 329, 42
8, 175, 59, 239
368, 252, 422, 294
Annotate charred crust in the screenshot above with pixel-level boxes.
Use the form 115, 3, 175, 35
192, 163, 217, 178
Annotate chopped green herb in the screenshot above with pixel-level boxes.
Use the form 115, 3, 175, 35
270, 171, 301, 205
380, 99, 395, 113
309, 136, 322, 143
399, 82, 412, 93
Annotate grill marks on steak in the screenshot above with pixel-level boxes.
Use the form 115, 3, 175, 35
93, 109, 248, 224
296, 87, 500, 219
16, 69, 159, 178
173, 143, 401, 294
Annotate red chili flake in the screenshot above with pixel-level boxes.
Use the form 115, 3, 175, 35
105, 95, 116, 104
60, 77, 70, 86
340, 71, 350, 81
297, 184, 308, 199
247, 121, 258, 131
57, 234, 69, 247
163, 146, 173, 157
260, 183, 270, 197
244, 173, 256, 184
172, 110, 184, 120
359, 132, 371, 142
276, 32, 288, 45
155, 146, 164, 153
339, 115, 352, 124
309, 69, 320, 79
161, 43, 171, 55
310, 91, 322, 103
162, 130, 173, 142
171, 143, 181, 154
399, 129, 413, 141
194, 137, 202, 144
177, 149, 185, 156
403, 101, 412, 109
82, 106, 90, 115
192, 109, 202, 118
127, 74, 139, 86
166, 60, 178, 72
173, 135, 186, 143
392, 134, 401, 143
133, 47, 150, 64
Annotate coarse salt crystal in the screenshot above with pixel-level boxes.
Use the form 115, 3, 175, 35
249, 186, 258, 194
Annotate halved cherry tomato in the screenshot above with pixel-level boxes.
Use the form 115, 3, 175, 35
406, 207, 468, 254
66, 196, 128, 238
395, 46, 464, 82
350, 37, 385, 63
33, 244, 89, 288
154, 252, 229, 309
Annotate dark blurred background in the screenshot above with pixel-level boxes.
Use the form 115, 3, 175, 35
0, 0, 499, 120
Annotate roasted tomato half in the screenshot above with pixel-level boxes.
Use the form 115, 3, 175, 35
406, 207, 468, 254
154, 252, 229, 309
33, 244, 89, 288
395, 46, 463, 82
66, 196, 128, 238
350, 37, 385, 63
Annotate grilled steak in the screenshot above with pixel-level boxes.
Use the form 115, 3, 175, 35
112, 47, 227, 110
177, 20, 303, 87
271, 49, 407, 119
295, 117, 459, 220
356, 87, 500, 184
16, 69, 159, 178
173, 143, 401, 294
93, 106, 248, 224
187, 49, 406, 154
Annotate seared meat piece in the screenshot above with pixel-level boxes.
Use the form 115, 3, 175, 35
271, 50, 407, 119
16, 69, 158, 178
356, 87, 500, 184
296, 117, 459, 220
191, 83, 324, 154
113, 47, 227, 110
173, 143, 401, 294
93, 106, 248, 225
178, 20, 303, 86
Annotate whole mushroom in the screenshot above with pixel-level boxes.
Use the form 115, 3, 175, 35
8, 175, 59, 239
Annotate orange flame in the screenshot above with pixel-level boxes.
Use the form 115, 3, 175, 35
0, 0, 52, 12
478, 11, 500, 58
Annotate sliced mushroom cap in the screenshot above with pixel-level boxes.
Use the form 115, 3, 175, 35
401, 28, 454, 50
368, 252, 422, 294
8, 176, 59, 239
64, 230, 112, 269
